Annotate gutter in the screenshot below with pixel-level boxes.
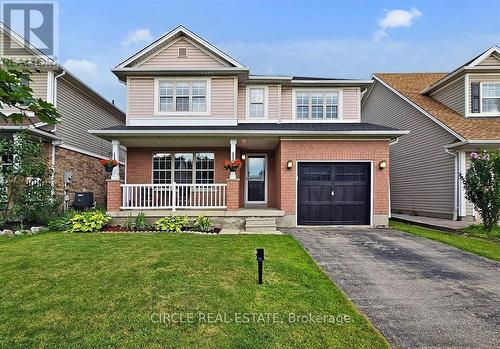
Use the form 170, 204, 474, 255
0, 126, 62, 140
444, 140, 500, 149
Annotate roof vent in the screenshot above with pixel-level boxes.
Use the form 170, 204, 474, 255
178, 47, 187, 58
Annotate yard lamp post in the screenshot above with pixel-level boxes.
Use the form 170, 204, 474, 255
256, 248, 264, 284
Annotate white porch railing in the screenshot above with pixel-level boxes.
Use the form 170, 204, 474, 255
121, 183, 227, 210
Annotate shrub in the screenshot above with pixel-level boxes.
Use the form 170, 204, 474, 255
193, 215, 214, 232
155, 215, 188, 233
123, 214, 135, 230
460, 150, 500, 232
47, 210, 77, 231
134, 212, 151, 230
69, 210, 111, 233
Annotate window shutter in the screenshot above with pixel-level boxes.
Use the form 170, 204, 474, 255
471, 82, 480, 113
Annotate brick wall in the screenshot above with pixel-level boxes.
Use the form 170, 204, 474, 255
277, 140, 390, 215
53, 146, 120, 207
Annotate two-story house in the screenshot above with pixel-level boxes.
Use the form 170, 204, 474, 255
1, 23, 125, 208
363, 46, 500, 221
92, 26, 407, 228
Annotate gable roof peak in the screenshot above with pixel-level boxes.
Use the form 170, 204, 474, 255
115, 25, 246, 69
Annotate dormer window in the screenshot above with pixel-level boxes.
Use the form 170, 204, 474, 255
155, 78, 210, 115
481, 82, 500, 113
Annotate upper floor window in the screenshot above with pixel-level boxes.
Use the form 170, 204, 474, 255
295, 91, 340, 119
246, 86, 268, 118
481, 82, 500, 113
156, 78, 209, 115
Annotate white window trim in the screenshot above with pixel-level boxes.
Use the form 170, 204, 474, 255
292, 88, 343, 121
477, 81, 500, 117
245, 85, 269, 119
151, 151, 215, 185
153, 77, 211, 116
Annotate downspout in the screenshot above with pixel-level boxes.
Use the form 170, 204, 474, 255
445, 148, 458, 221
50, 69, 66, 195
387, 137, 400, 218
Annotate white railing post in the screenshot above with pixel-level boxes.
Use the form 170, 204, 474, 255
172, 181, 176, 212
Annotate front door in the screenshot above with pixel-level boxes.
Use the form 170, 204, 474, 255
245, 155, 267, 204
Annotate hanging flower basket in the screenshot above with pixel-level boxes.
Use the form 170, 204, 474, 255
224, 159, 242, 179
99, 159, 119, 173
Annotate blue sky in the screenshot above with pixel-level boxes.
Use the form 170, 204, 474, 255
53, 0, 500, 110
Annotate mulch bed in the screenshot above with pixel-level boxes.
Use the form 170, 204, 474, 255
102, 226, 221, 234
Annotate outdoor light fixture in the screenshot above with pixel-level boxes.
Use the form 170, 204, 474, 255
286, 160, 293, 169
379, 160, 387, 170
241, 154, 246, 160
256, 248, 264, 285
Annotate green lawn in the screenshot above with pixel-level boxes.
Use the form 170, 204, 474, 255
0, 232, 388, 349
390, 220, 500, 262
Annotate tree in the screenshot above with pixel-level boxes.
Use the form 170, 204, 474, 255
460, 150, 500, 232
0, 131, 60, 226
0, 58, 60, 125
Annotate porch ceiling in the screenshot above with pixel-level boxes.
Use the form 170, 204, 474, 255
113, 136, 279, 149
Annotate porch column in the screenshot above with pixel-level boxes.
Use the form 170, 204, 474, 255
106, 179, 123, 212
226, 178, 240, 211
111, 140, 120, 180
230, 139, 237, 161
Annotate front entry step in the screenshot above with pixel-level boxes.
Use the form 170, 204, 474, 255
245, 217, 277, 232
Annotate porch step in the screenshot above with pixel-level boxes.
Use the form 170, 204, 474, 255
245, 217, 277, 232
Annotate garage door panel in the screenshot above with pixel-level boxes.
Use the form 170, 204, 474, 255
298, 163, 370, 225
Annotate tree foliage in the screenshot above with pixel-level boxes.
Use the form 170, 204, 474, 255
461, 150, 500, 232
0, 58, 60, 125
0, 131, 60, 226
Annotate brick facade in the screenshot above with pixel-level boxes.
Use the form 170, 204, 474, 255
277, 139, 390, 216
106, 180, 123, 212
226, 179, 240, 211
53, 146, 120, 207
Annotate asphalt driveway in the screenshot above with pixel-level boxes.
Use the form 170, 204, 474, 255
286, 228, 500, 349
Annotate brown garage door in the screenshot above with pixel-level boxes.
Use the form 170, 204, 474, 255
297, 163, 370, 225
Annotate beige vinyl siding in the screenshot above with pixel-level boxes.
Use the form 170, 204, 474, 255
55, 78, 124, 159
0, 71, 48, 118
342, 88, 360, 120
280, 87, 292, 120
363, 80, 457, 219
128, 78, 155, 117
468, 74, 500, 114
237, 86, 246, 119
211, 78, 235, 117
431, 76, 465, 115
0, 30, 34, 58
477, 53, 500, 66
138, 37, 229, 68
268, 85, 279, 119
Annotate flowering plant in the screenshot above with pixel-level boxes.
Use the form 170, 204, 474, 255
98, 159, 119, 168
460, 150, 499, 232
223, 159, 242, 171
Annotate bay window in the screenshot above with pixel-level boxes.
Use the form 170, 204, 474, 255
481, 82, 500, 113
295, 90, 340, 119
153, 152, 214, 184
157, 79, 208, 114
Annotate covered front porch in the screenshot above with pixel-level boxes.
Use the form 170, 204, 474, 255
104, 134, 281, 215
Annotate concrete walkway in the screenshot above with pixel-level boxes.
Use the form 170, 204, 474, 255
392, 213, 473, 232
287, 228, 500, 349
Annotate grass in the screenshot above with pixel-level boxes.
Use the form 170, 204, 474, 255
390, 220, 500, 262
0, 232, 388, 349
459, 224, 500, 240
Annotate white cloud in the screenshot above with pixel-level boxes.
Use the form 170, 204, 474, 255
63, 59, 98, 76
121, 28, 153, 46
374, 8, 422, 40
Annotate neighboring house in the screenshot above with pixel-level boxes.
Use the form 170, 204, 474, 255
362, 46, 500, 221
0, 24, 125, 208
91, 26, 407, 228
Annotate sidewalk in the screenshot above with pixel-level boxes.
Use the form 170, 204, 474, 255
391, 213, 473, 232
